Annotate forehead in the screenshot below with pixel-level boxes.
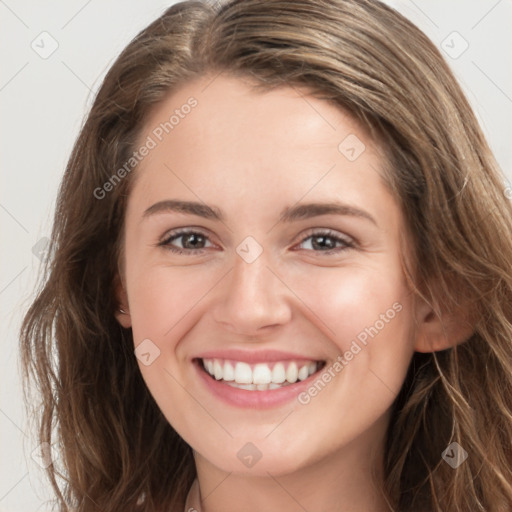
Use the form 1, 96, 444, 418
141, 73, 364, 156
130, 73, 396, 228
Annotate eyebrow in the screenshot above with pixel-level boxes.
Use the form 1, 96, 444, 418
279, 202, 377, 226
142, 199, 377, 226
143, 200, 223, 221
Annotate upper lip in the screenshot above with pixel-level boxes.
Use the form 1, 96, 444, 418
195, 349, 324, 364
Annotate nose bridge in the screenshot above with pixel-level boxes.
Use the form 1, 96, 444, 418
232, 251, 273, 299
212, 245, 291, 333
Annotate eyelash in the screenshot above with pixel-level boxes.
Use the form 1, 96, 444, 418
157, 228, 355, 256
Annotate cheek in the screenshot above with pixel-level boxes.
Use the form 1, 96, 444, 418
284, 262, 414, 390
124, 262, 220, 443
287, 262, 408, 340
279, 265, 414, 455
126, 261, 218, 343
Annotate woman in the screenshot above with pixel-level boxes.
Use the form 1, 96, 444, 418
21, 0, 512, 510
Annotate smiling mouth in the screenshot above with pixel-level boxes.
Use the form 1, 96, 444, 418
197, 358, 326, 391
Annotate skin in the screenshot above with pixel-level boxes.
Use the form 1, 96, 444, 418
115, 73, 465, 512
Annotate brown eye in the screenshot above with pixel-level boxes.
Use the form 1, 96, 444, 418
159, 230, 214, 254
177, 232, 207, 249
296, 230, 354, 254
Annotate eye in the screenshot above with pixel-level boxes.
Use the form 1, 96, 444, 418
295, 229, 354, 254
157, 228, 355, 256
158, 229, 215, 254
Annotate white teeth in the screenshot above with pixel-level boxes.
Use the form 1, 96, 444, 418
253, 363, 272, 384
234, 362, 252, 384
298, 365, 309, 381
202, 358, 320, 389
213, 359, 223, 380
227, 382, 272, 391
230, 383, 256, 391
223, 361, 235, 381
272, 363, 286, 384
286, 362, 298, 383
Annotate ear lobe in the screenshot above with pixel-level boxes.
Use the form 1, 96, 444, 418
113, 274, 132, 329
414, 296, 475, 353
115, 307, 132, 329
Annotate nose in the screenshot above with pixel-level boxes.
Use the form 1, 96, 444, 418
211, 249, 292, 336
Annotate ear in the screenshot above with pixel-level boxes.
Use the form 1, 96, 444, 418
413, 293, 475, 353
113, 273, 132, 329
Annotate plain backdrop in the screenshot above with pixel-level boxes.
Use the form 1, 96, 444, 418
1, 1, 511, 510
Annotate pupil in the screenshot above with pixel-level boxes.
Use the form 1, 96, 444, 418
313, 235, 334, 250
184, 233, 204, 249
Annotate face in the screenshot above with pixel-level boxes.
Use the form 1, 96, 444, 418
117, 73, 418, 477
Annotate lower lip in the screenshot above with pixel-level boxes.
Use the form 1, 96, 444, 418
194, 359, 321, 409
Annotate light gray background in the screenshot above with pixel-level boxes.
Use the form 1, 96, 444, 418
1, 1, 511, 510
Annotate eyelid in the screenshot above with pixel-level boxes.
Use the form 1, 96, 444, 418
292, 227, 356, 252
159, 226, 211, 243
157, 227, 218, 254
157, 226, 356, 255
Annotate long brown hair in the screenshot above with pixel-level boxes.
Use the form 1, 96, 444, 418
21, 0, 512, 510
